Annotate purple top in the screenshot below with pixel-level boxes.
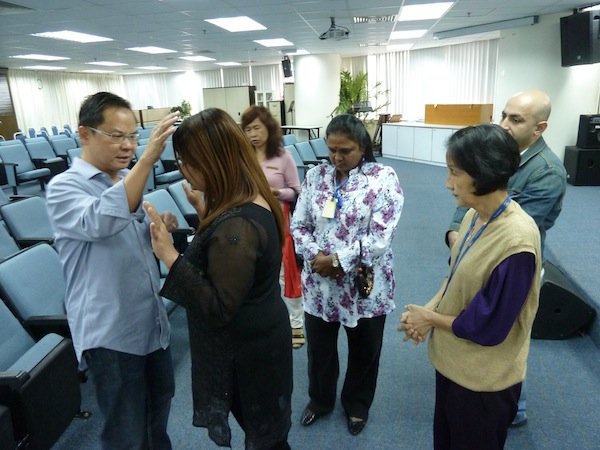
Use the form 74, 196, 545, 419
452, 252, 536, 346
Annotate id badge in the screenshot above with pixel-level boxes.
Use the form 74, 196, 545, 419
322, 198, 336, 218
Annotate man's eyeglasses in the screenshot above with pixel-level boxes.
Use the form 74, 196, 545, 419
88, 127, 140, 144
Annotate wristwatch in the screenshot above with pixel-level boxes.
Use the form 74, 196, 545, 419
331, 253, 340, 268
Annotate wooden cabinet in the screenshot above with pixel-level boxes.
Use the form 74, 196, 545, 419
424, 104, 493, 126
203, 86, 256, 122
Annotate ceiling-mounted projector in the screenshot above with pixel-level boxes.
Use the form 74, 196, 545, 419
319, 17, 350, 40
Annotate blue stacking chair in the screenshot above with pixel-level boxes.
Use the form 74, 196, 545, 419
0, 140, 51, 194
0, 298, 81, 449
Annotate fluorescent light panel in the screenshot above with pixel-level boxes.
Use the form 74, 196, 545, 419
353, 15, 397, 24
127, 46, 177, 54
254, 38, 293, 47
86, 61, 128, 66
32, 30, 112, 43
215, 62, 242, 66
83, 70, 114, 73
433, 16, 538, 40
205, 16, 266, 32
11, 54, 69, 61
287, 49, 309, 56
179, 55, 216, 62
398, 2, 454, 21
390, 30, 427, 40
21, 65, 67, 70
136, 66, 169, 70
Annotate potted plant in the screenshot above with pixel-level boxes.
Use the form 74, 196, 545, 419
170, 100, 192, 118
331, 70, 390, 138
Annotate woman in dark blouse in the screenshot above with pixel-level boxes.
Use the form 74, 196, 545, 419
143, 108, 292, 450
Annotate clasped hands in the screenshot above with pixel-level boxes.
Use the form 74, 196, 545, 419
310, 251, 344, 279
398, 304, 432, 346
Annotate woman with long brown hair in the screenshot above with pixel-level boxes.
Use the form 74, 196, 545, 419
144, 108, 292, 450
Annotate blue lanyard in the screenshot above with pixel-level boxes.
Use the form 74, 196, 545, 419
442, 196, 512, 298
333, 176, 349, 209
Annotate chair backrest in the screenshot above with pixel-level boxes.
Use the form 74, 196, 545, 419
0, 243, 66, 322
166, 180, 197, 218
0, 223, 20, 260
0, 141, 36, 173
0, 299, 35, 370
282, 134, 297, 146
309, 137, 330, 159
27, 128, 36, 138
135, 145, 166, 176
295, 141, 318, 163
285, 144, 304, 167
137, 126, 154, 140
23, 137, 58, 160
162, 140, 175, 163
67, 147, 83, 164
143, 188, 191, 230
0, 196, 54, 246
48, 135, 77, 157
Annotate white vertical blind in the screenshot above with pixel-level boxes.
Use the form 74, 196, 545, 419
5, 42, 497, 132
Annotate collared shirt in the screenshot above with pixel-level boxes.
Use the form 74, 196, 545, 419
46, 158, 170, 366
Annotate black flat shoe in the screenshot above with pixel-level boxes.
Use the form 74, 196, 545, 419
300, 408, 320, 426
347, 418, 366, 436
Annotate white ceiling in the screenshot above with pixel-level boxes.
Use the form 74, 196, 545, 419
0, 0, 588, 74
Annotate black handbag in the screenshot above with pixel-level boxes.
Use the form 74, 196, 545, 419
355, 243, 374, 298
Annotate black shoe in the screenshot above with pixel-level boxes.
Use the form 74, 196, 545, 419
347, 418, 366, 436
509, 417, 528, 428
300, 408, 320, 426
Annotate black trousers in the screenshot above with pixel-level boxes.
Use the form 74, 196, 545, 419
434, 371, 521, 450
304, 312, 386, 421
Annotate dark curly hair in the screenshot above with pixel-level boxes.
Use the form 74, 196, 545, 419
446, 124, 520, 196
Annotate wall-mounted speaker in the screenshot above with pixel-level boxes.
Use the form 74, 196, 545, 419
564, 146, 600, 186
282, 56, 293, 78
532, 260, 596, 339
560, 11, 600, 67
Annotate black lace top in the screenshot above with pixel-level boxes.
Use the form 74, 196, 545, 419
161, 203, 292, 449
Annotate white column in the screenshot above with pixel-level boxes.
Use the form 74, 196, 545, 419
294, 54, 341, 139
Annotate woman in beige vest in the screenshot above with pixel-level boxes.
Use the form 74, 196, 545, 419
399, 124, 541, 450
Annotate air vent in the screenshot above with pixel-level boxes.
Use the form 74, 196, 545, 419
353, 15, 397, 24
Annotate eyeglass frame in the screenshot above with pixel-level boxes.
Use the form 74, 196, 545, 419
87, 126, 140, 144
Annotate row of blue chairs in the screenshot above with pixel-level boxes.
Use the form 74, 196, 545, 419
284, 138, 329, 182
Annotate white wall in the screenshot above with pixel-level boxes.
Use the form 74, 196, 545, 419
294, 54, 341, 136
495, 13, 600, 160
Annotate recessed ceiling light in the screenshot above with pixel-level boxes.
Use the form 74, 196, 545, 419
205, 16, 266, 32
127, 46, 177, 54
254, 38, 294, 48
179, 55, 216, 62
82, 69, 114, 73
10, 54, 70, 61
215, 62, 242, 66
21, 65, 67, 71
390, 30, 427, 40
86, 61, 128, 66
398, 2, 454, 21
32, 30, 112, 43
136, 66, 169, 70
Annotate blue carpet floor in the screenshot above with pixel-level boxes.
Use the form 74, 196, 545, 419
49, 158, 600, 449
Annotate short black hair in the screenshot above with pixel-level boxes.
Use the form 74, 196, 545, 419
78, 92, 132, 128
447, 124, 520, 196
326, 114, 376, 162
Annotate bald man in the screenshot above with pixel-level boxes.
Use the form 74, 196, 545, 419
445, 90, 567, 427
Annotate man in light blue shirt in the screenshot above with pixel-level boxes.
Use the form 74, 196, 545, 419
47, 92, 180, 450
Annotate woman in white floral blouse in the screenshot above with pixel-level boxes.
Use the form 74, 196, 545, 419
291, 114, 404, 436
